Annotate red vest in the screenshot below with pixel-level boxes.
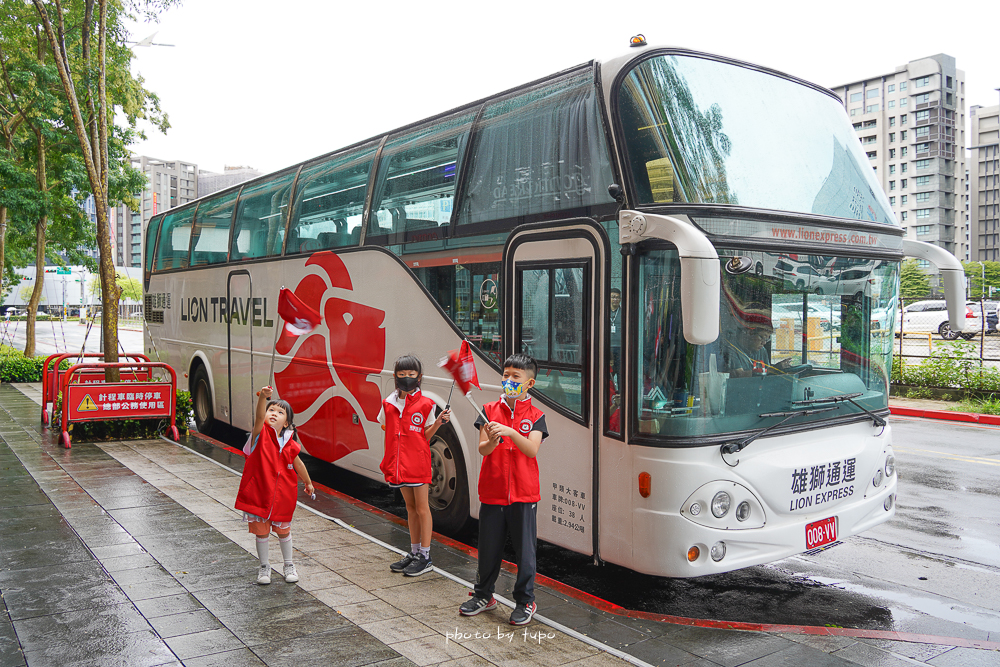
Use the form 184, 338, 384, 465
380, 390, 436, 485
478, 397, 545, 505
235, 424, 302, 522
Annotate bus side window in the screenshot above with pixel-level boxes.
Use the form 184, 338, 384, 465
454, 69, 617, 230
230, 170, 297, 262
189, 190, 238, 267
154, 208, 195, 271
287, 143, 377, 256
366, 111, 474, 249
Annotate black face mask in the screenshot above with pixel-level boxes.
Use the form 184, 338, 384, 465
395, 376, 419, 392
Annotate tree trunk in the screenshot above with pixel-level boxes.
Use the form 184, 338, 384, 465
24, 133, 46, 357
0, 205, 7, 292
25, 214, 46, 357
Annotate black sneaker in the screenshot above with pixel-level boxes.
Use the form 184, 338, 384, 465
403, 553, 433, 577
509, 601, 537, 626
390, 552, 416, 573
459, 593, 497, 616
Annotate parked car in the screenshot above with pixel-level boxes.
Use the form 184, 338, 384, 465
896, 300, 983, 340
979, 301, 998, 333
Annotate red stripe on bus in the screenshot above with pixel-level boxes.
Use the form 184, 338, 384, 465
186, 430, 997, 650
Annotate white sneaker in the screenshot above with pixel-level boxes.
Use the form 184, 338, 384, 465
257, 565, 271, 585
283, 563, 299, 583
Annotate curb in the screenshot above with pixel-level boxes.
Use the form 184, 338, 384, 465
890, 405, 1000, 426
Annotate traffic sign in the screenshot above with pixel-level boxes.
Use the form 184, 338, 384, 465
56, 268, 71, 275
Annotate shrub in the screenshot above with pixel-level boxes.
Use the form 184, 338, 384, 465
893, 340, 1000, 392
0, 345, 69, 382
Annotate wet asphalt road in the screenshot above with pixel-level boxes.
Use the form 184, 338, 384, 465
206, 416, 1000, 639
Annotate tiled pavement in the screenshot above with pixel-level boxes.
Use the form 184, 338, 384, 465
3, 382, 999, 667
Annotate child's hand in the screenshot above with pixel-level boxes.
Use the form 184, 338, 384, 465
304, 482, 315, 498
436, 408, 451, 425
256, 386, 273, 399
488, 422, 514, 439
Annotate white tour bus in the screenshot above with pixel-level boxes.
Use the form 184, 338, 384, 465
143, 39, 967, 577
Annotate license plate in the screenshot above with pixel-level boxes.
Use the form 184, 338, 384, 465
805, 516, 838, 550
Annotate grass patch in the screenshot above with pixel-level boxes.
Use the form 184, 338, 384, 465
951, 395, 1000, 416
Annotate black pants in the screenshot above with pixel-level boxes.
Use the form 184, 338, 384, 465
475, 502, 537, 605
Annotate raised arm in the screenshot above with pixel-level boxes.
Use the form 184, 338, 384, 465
251, 386, 272, 440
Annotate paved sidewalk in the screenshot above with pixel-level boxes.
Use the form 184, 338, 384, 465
5, 382, 999, 667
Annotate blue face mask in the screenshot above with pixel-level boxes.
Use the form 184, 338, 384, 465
502, 378, 528, 399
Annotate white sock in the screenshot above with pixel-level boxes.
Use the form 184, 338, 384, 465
410, 543, 420, 555
256, 537, 269, 568
418, 545, 430, 559
279, 535, 293, 566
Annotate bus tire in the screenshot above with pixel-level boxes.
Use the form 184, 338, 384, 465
428, 428, 470, 535
191, 365, 216, 436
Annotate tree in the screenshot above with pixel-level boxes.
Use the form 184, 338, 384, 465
961, 261, 1000, 300
88, 271, 140, 301
900, 259, 931, 302
19, 0, 170, 367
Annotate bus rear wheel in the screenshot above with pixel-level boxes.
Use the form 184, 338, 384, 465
192, 366, 216, 436
428, 430, 470, 534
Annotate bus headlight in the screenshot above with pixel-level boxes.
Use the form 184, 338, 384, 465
710, 541, 726, 561
873, 469, 883, 487
884, 455, 895, 478
735, 501, 751, 522
689, 502, 702, 516
711, 492, 731, 518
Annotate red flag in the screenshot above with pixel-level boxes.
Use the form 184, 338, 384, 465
439, 340, 480, 395
277, 287, 322, 336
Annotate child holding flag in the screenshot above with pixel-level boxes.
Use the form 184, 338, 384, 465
452, 352, 547, 626
235, 287, 321, 585
379, 355, 451, 576
235, 386, 315, 585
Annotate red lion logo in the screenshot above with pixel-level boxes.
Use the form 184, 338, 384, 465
273, 252, 386, 462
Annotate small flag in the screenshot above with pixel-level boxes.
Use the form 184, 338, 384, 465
277, 288, 321, 336
439, 340, 480, 396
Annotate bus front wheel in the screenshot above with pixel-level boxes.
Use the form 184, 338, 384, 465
428, 429, 470, 534
192, 366, 216, 436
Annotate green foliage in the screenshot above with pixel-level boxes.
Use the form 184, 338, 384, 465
0, 344, 67, 381
175, 390, 193, 431
904, 387, 934, 399
953, 396, 1000, 416
892, 340, 1000, 392
89, 272, 142, 300
961, 261, 1000, 300
900, 260, 931, 301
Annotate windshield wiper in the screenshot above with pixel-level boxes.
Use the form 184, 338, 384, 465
720, 406, 839, 456
792, 392, 886, 428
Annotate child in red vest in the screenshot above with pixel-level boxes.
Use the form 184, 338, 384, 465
235, 386, 315, 585
379, 355, 450, 576
459, 353, 547, 626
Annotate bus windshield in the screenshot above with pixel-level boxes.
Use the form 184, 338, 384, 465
636, 248, 898, 440
617, 54, 896, 225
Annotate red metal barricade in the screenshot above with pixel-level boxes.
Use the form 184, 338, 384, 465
59, 361, 180, 449
42, 353, 149, 425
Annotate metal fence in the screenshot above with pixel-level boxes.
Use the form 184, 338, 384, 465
896, 299, 999, 366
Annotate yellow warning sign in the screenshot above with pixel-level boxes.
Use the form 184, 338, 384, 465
77, 394, 99, 412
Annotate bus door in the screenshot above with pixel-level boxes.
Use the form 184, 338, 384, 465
227, 270, 255, 430
504, 220, 603, 558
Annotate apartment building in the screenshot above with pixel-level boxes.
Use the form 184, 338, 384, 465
831, 54, 966, 267
198, 165, 262, 197
969, 104, 1000, 261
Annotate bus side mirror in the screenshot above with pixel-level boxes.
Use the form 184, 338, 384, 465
680, 257, 721, 345
620, 211, 720, 345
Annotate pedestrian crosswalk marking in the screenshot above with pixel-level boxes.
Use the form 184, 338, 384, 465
77, 394, 99, 412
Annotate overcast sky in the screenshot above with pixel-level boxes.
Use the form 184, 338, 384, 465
125, 0, 1000, 175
